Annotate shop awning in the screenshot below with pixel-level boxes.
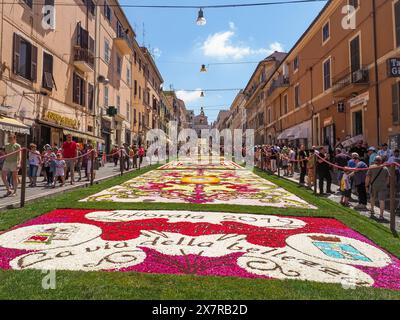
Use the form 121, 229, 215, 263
63, 129, 105, 144
277, 120, 311, 140
0, 116, 30, 135
277, 128, 295, 140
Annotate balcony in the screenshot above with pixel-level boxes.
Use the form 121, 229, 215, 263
332, 66, 369, 97
267, 75, 289, 96
73, 46, 94, 73
114, 31, 132, 56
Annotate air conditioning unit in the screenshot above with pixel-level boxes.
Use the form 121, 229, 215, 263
352, 69, 365, 83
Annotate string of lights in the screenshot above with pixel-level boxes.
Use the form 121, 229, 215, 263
3, 0, 328, 8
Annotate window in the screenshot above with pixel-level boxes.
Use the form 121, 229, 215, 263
116, 95, 120, 114
104, 86, 109, 107
294, 84, 300, 108
134, 108, 137, 123
350, 35, 361, 73
134, 80, 138, 96
293, 56, 299, 72
283, 94, 288, 114
104, 39, 110, 63
116, 55, 122, 75
22, 0, 33, 8
352, 110, 363, 135
139, 59, 142, 72
126, 102, 130, 121
322, 22, 330, 43
13, 33, 37, 81
42, 52, 56, 90
126, 67, 131, 85
88, 83, 94, 111
392, 82, 400, 125
138, 112, 141, 126
349, 0, 359, 10
104, 1, 112, 22
139, 86, 142, 99
134, 51, 137, 64
395, 1, 400, 47
73, 72, 86, 106
323, 58, 331, 91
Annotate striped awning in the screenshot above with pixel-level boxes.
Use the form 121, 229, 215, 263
0, 116, 30, 135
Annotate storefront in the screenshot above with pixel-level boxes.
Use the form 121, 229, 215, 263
322, 116, 335, 151
101, 118, 112, 154
277, 120, 312, 148
0, 115, 30, 146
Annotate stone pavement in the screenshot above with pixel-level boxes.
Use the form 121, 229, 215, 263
0, 162, 148, 210
268, 169, 400, 231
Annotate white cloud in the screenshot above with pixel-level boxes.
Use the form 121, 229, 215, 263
200, 24, 284, 60
176, 89, 202, 104
152, 47, 162, 59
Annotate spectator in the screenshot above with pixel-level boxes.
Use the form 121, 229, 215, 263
42, 144, 52, 185
62, 134, 78, 185
138, 145, 145, 168
377, 143, 393, 162
111, 145, 120, 166
316, 147, 332, 195
306, 149, 316, 189
388, 149, 400, 184
366, 156, 390, 221
298, 144, 308, 185
1, 134, 21, 197
334, 148, 350, 187
86, 144, 98, 181
28, 143, 41, 187
53, 153, 66, 188
352, 153, 368, 210
367, 147, 378, 166
340, 168, 352, 207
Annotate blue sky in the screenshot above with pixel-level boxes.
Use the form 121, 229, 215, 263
120, 0, 326, 122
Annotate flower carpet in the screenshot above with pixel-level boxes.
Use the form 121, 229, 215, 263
157, 159, 244, 170
81, 168, 316, 208
0, 209, 399, 290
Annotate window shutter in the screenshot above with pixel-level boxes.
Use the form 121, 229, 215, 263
12, 33, 20, 75
89, 36, 95, 53
73, 73, 80, 104
30, 45, 38, 82
82, 78, 86, 107
88, 83, 94, 111
393, 83, 400, 125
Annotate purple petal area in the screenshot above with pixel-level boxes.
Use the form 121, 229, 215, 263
120, 247, 270, 279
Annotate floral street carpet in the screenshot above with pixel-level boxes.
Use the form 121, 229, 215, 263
80, 168, 316, 209
0, 209, 399, 290
157, 159, 244, 170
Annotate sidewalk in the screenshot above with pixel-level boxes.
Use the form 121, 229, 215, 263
268, 168, 400, 231
0, 162, 147, 210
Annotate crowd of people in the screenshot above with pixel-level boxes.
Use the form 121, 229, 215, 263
0, 133, 152, 198
254, 140, 400, 220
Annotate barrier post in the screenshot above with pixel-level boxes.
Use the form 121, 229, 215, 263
120, 149, 124, 176
390, 164, 396, 232
20, 148, 27, 208
313, 153, 318, 195
90, 150, 94, 186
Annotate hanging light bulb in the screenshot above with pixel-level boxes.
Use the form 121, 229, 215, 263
200, 64, 207, 72
200, 91, 205, 97
196, 8, 206, 26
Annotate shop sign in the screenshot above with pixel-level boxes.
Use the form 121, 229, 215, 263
44, 111, 79, 129
387, 58, 400, 77
349, 92, 369, 107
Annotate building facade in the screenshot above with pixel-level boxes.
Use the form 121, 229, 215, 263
264, 0, 400, 149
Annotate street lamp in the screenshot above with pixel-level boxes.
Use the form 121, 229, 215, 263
196, 8, 206, 26
200, 64, 207, 72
